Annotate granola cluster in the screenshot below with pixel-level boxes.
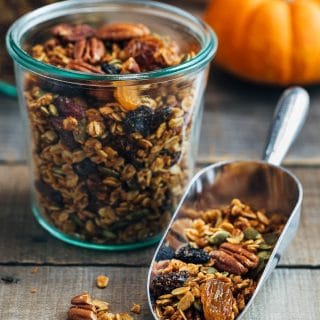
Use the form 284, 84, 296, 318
150, 199, 287, 320
24, 22, 200, 244
68, 292, 140, 320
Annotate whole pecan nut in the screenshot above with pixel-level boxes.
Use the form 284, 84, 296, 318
96, 22, 150, 40
71, 293, 92, 305
210, 243, 259, 275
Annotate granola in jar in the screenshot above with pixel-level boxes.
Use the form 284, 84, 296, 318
150, 199, 287, 320
22, 20, 203, 245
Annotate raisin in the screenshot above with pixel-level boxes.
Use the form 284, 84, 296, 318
54, 96, 85, 119
174, 245, 210, 264
156, 245, 175, 261
35, 180, 63, 207
101, 63, 121, 74
151, 271, 189, 298
50, 117, 80, 151
123, 105, 154, 136
73, 158, 97, 177
123, 105, 172, 137
152, 106, 172, 129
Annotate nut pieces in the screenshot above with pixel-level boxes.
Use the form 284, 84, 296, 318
150, 199, 287, 320
68, 292, 135, 320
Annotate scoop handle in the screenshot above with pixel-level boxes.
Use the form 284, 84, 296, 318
262, 87, 310, 166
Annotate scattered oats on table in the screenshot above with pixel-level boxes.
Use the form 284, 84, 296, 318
150, 198, 287, 320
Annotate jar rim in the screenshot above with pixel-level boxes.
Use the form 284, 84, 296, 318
6, 0, 217, 82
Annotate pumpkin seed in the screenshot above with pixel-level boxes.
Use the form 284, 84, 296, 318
48, 104, 59, 116
258, 251, 272, 260
40, 106, 50, 116
102, 230, 117, 240
207, 267, 217, 274
193, 300, 202, 312
244, 227, 261, 240
70, 214, 84, 227
259, 243, 273, 250
208, 230, 230, 245
73, 119, 87, 143
263, 233, 278, 245
98, 166, 120, 178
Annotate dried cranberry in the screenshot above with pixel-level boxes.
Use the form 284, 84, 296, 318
50, 118, 80, 151
73, 158, 97, 177
123, 106, 172, 137
151, 271, 189, 298
54, 96, 85, 119
35, 180, 63, 207
101, 63, 121, 75
175, 245, 210, 264
152, 106, 172, 128
123, 106, 154, 136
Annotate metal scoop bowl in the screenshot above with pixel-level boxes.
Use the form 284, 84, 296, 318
147, 87, 310, 320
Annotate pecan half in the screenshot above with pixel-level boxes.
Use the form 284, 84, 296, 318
68, 60, 103, 74
52, 24, 96, 42
210, 243, 259, 275
96, 22, 150, 40
220, 243, 259, 269
210, 250, 248, 275
68, 306, 97, 320
71, 293, 92, 305
74, 38, 106, 64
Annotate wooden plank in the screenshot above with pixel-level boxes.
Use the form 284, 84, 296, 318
0, 165, 319, 266
1, 70, 320, 165
0, 266, 319, 320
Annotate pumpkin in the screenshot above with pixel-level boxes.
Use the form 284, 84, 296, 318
205, 0, 320, 85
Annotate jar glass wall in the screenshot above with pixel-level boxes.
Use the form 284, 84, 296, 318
7, 0, 217, 250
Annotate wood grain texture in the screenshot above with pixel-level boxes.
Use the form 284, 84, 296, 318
0, 165, 319, 266
1, 69, 320, 165
0, 266, 319, 320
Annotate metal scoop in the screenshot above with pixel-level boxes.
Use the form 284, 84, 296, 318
147, 87, 310, 319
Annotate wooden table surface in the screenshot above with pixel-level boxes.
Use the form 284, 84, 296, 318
1, 1, 320, 319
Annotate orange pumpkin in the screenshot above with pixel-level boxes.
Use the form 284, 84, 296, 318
205, 0, 320, 85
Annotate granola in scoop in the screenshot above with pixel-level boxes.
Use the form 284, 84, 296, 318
150, 199, 287, 320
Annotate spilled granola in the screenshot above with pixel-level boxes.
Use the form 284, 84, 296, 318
23, 21, 201, 244
68, 292, 138, 320
150, 199, 287, 320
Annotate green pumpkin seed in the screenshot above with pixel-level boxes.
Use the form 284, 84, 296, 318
70, 214, 84, 227
259, 243, 273, 250
73, 119, 87, 143
207, 267, 217, 274
244, 227, 261, 240
193, 301, 202, 312
258, 251, 272, 260
98, 166, 120, 178
208, 230, 230, 245
102, 230, 117, 240
251, 259, 266, 278
48, 104, 59, 116
263, 233, 278, 245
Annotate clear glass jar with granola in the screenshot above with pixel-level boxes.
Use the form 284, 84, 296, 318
7, 0, 217, 249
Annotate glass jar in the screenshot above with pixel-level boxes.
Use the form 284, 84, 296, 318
7, 0, 217, 250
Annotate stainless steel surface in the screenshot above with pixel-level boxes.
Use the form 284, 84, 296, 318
263, 87, 310, 166
147, 87, 310, 319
